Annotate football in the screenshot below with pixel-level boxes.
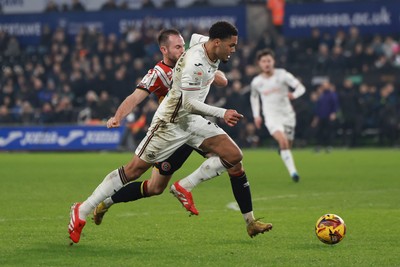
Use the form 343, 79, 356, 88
315, 214, 346, 245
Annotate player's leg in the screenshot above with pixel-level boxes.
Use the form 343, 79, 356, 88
198, 134, 273, 236
94, 144, 195, 224
69, 118, 183, 243
171, 134, 238, 215
268, 117, 299, 182
226, 163, 273, 237
171, 151, 251, 219
170, 155, 227, 215
93, 167, 171, 225
79, 155, 151, 219
170, 119, 240, 215
170, 118, 272, 237
69, 154, 152, 243
272, 130, 299, 182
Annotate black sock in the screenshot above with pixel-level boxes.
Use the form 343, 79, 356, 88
111, 180, 148, 203
229, 172, 253, 214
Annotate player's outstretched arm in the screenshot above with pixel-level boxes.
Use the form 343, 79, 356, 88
106, 89, 149, 128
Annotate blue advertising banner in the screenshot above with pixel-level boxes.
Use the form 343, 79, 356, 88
0, 125, 126, 151
284, 1, 400, 37
0, 6, 247, 45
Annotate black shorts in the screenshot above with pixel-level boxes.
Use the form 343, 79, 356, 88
154, 144, 207, 176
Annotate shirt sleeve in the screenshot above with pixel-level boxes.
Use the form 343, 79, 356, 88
137, 68, 161, 93
284, 70, 306, 99
180, 61, 226, 118
189, 33, 209, 48
250, 80, 261, 118
182, 90, 226, 118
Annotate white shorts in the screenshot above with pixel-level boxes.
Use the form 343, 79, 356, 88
135, 115, 226, 163
265, 114, 296, 141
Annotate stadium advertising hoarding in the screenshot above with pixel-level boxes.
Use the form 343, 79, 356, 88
0, 6, 246, 45
284, 0, 400, 37
0, 125, 125, 151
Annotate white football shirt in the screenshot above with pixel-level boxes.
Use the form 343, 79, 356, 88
189, 33, 209, 47
250, 68, 305, 120
155, 34, 226, 123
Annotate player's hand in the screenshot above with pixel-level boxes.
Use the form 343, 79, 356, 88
288, 92, 295, 100
224, 109, 243, 127
254, 117, 262, 129
106, 117, 120, 128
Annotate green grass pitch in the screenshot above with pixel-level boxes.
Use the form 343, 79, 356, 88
0, 149, 399, 266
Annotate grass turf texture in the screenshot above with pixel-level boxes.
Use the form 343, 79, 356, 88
0, 149, 399, 266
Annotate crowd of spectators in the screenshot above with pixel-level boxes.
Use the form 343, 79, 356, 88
0, 6, 399, 148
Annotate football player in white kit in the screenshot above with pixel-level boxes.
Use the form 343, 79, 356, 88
91, 29, 228, 226
250, 48, 305, 182
68, 21, 272, 244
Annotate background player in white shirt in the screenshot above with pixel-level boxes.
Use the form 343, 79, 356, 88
68, 21, 272, 244
250, 48, 305, 182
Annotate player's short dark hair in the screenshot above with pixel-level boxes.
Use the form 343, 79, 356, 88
256, 48, 275, 61
157, 28, 181, 47
209, 21, 238, 40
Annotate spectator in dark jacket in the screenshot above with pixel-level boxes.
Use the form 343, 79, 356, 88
311, 80, 339, 152
338, 78, 362, 147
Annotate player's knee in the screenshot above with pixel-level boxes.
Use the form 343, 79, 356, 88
235, 148, 243, 161
225, 149, 243, 166
234, 152, 243, 164
227, 162, 244, 174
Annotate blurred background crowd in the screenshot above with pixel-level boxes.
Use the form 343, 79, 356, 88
0, 0, 399, 149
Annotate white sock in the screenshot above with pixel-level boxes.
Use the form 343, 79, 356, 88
103, 197, 114, 208
79, 169, 124, 220
243, 211, 255, 225
178, 156, 227, 191
280, 149, 297, 176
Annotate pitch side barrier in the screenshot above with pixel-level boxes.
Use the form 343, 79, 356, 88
0, 125, 126, 151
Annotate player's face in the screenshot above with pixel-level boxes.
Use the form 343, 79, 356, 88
217, 36, 238, 63
166, 34, 185, 65
258, 54, 275, 74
